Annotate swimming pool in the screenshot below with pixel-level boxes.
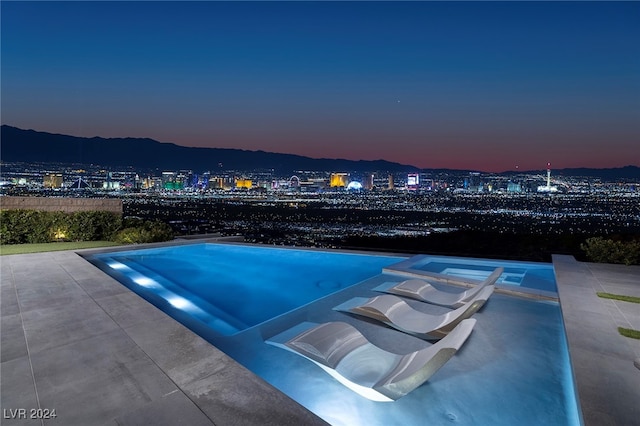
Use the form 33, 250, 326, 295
385, 254, 558, 295
85, 243, 581, 426
88, 243, 402, 335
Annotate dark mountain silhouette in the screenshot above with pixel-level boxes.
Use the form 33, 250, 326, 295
0, 125, 419, 173
541, 165, 640, 180
1, 125, 638, 179
498, 165, 640, 180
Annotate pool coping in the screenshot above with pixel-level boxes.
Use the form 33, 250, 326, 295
2, 240, 639, 425
552, 255, 640, 425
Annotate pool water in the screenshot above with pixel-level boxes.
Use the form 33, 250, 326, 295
252, 293, 580, 426
88, 243, 402, 335
85, 243, 581, 426
384, 255, 558, 294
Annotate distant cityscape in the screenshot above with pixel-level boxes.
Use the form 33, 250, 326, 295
1, 160, 639, 261
2, 160, 638, 194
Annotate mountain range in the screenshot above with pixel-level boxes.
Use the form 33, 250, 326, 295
1, 125, 639, 179
0, 125, 418, 174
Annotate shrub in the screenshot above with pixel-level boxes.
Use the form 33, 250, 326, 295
122, 217, 145, 228
48, 211, 69, 241
0, 209, 171, 246
98, 211, 123, 240
0, 210, 51, 244
67, 211, 121, 241
113, 220, 174, 244
0, 209, 122, 244
112, 227, 147, 244
581, 237, 640, 265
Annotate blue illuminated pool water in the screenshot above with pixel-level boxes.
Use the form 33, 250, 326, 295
88, 243, 401, 335
85, 243, 581, 426
384, 254, 558, 294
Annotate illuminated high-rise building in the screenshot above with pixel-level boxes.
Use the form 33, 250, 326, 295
547, 162, 551, 188
407, 173, 419, 190
468, 172, 481, 192
330, 173, 348, 188
201, 172, 211, 189
141, 177, 155, 190
388, 174, 394, 190
362, 173, 374, 190
43, 173, 63, 189
507, 181, 522, 193
537, 162, 558, 193
235, 179, 252, 189
209, 177, 224, 189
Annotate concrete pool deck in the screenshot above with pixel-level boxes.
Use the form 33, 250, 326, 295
1, 246, 639, 425
552, 255, 640, 425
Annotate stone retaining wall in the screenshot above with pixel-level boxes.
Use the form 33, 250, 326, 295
0, 196, 123, 214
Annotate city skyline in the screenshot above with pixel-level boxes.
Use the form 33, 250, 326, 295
2, 1, 639, 173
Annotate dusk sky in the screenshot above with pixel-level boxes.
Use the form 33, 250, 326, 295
2, 1, 639, 172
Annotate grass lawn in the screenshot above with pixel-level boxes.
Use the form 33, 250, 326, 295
0, 241, 121, 255
597, 292, 640, 304
618, 327, 640, 340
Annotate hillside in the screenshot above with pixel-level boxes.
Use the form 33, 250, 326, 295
2, 125, 638, 178
0, 125, 419, 174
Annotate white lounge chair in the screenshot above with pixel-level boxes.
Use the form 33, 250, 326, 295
267, 319, 476, 402
373, 267, 504, 308
334, 286, 493, 340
